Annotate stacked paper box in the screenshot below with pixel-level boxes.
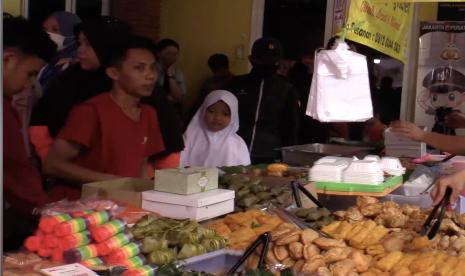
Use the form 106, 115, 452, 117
384, 127, 426, 158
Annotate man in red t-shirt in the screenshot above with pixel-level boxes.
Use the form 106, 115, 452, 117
43, 36, 165, 199
3, 17, 56, 250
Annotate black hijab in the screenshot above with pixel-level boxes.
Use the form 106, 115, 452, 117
31, 17, 132, 137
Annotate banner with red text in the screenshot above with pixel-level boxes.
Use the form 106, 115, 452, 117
346, 0, 413, 62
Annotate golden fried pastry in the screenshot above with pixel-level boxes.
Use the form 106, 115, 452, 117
382, 234, 405, 252
434, 256, 459, 275
266, 249, 279, 265
313, 237, 346, 250
333, 211, 346, 220
276, 222, 297, 230
276, 230, 300, 245
253, 223, 276, 236
350, 250, 372, 273
346, 206, 364, 221
350, 221, 377, 249
271, 227, 292, 242
376, 250, 403, 271
301, 228, 319, 245
273, 245, 289, 261
289, 242, 303, 259
245, 209, 266, 218
451, 236, 465, 251
409, 236, 432, 251
301, 255, 326, 274
321, 221, 341, 236
390, 253, 417, 273
361, 203, 383, 217
333, 221, 354, 240
401, 204, 420, 216
362, 225, 390, 247
439, 235, 450, 250
366, 244, 385, 256
303, 244, 320, 260
229, 241, 250, 250
323, 247, 352, 263
391, 266, 411, 276
256, 215, 282, 228
293, 259, 305, 272
356, 196, 379, 207
281, 257, 296, 268
228, 227, 257, 244
332, 259, 356, 276
208, 221, 231, 237
408, 254, 435, 273
315, 266, 332, 276
224, 212, 254, 226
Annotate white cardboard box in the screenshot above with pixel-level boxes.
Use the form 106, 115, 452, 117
154, 167, 218, 195
142, 189, 235, 221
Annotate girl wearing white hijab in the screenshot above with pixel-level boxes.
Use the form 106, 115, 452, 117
181, 90, 251, 167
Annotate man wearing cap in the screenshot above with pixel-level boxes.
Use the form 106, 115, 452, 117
418, 66, 465, 135
224, 37, 300, 163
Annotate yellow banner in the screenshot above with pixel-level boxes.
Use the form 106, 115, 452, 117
345, 0, 413, 63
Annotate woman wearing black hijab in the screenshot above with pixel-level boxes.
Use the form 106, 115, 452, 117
30, 16, 132, 161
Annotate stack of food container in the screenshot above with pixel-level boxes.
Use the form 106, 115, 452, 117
141, 167, 235, 221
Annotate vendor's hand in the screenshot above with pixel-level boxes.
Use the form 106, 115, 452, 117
445, 111, 465, 129
389, 120, 426, 142
431, 171, 465, 205
167, 66, 176, 78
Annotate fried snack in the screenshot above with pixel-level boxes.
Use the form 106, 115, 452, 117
409, 236, 432, 251
293, 259, 305, 272
350, 250, 372, 273
390, 253, 417, 273
382, 234, 405, 252
345, 223, 366, 240
375, 250, 403, 271
244, 209, 266, 218
350, 221, 377, 249
276, 230, 300, 246
391, 266, 411, 276
301, 255, 326, 274
315, 267, 332, 276
271, 227, 292, 242
256, 214, 283, 227
289, 242, 303, 259
408, 254, 435, 273
208, 221, 231, 237
361, 203, 383, 217
276, 222, 297, 230
229, 242, 250, 250
313, 237, 346, 250
333, 211, 346, 220
356, 196, 379, 207
301, 229, 319, 245
321, 221, 341, 235
366, 244, 385, 256
362, 225, 390, 247
267, 163, 289, 173
224, 212, 254, 226
323, 247, 352, 263
434, 256, 459, 275
282, 257, 296, 268
303, 244, 320, 260
228, 227, 257, 244
253, 223, 276, 236
346, 207, 364, 221
332, 259, 356, 276
332, 221, 354, 240
273, 245, 289, 261
266, 248, 279, 266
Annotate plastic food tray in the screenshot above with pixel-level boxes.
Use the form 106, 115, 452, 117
179, 249, 244, 274
316, 175, 403, 194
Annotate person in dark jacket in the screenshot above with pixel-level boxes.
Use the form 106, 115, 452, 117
224, 37, 300, 163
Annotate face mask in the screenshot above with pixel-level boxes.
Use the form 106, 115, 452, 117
252, 63, 278, 78
47, 32, 65, 51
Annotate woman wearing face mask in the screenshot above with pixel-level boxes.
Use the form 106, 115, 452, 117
30, 16, 132, 163
40, 11, 82, 90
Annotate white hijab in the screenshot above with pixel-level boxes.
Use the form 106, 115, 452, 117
180, 90, 251, 167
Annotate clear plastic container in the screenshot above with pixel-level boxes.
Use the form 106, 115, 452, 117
179, 249, 244, 274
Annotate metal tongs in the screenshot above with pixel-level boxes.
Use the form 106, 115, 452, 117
420, 187, 452, 240
291, 181, 324, 208
226, 232, 271, 274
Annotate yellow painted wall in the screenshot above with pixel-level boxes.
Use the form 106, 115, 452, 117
160, 0, 253, 111
3, 0, 22, 16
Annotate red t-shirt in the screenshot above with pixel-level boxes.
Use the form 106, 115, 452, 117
54, 93, 165, 198
3, 97, 49, 216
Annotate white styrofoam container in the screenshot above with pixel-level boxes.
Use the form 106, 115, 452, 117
142, 189, 235, 221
